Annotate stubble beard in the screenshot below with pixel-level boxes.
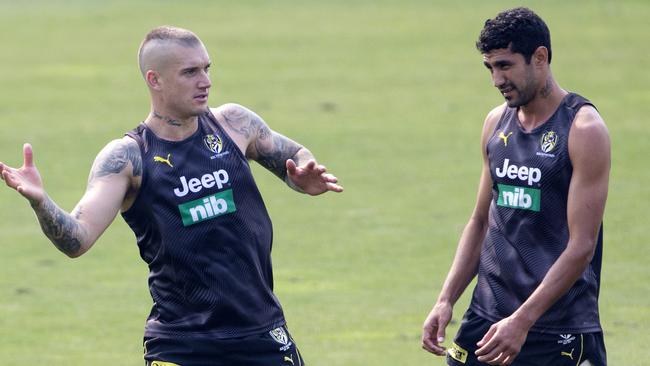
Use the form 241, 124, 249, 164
505, 76, 537, 108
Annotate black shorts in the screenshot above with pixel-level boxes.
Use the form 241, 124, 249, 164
144, 326, 305, 366
447, 309, 607, 366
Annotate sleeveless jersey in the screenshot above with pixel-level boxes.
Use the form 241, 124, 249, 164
121, 110, 285, 338
470, 93, 603, 333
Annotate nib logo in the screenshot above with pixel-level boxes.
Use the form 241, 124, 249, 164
497, 184, 541, 211
178, 190, 236, 226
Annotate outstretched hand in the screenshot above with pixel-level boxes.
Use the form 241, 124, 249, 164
286, 159, 343, 195
0, 143, 45, 204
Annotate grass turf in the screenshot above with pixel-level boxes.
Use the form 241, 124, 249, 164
1, 1, 649, 364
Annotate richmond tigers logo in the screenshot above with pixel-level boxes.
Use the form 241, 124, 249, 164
204, 134, 223, 154
540, 131, 558, 153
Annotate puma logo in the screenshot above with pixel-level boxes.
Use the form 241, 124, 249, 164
154, 153, 173, 167
283, 355, 295, 365
499, 131, 513, 146
561, 348, 575, 360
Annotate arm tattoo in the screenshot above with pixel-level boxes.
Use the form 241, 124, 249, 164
89, 140, 142, 185
219, 104, 303, 180
255, 122, 302, 180
220, 106, 255, 138
32, 195, 84, 257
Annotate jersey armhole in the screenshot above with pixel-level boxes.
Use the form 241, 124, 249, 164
122, 127, 148, 215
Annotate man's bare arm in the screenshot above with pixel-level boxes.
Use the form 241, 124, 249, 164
510, 106, 610, 325
422, 104, 504, 355
216, 104, 342, 194
217, 103, 303, 179
3, 138, 139, 257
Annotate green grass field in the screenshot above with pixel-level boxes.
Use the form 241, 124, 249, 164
1, 0, 649, 365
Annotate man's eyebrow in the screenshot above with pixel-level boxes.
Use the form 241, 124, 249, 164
484, 59, 513, 69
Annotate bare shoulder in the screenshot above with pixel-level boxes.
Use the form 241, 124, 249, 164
484, 103, 507, 130
569, 105, 610, 168
480, 103, 507, 147
573, 105, 608, 131
211, 103, 271, 156
89, 136, 142, 182
570, 105, 609, 148
211, 103, 264, 139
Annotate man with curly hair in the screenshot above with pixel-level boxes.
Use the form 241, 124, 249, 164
422, 8, 609, 366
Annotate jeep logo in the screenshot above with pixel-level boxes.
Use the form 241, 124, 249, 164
495, 159, 541, 186
173, 170, 229, 197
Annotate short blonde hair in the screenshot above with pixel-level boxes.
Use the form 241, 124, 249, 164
138, 26, 202, 75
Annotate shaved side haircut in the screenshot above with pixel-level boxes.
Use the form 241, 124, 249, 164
138, 26, 203, 76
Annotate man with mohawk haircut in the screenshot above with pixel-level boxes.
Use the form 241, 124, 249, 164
1, 25, 343, 365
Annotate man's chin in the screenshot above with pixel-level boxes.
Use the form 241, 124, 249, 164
189, 105, 209, 116
505, 97, 525, 108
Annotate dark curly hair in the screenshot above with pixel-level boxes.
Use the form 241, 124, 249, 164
476, 7, 552, 64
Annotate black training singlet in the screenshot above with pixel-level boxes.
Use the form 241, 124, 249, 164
470, 93, 603, 333
121, 110, 285, 338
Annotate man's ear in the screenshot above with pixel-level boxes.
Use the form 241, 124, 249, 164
146, 70, 162, 90
533, 46, 549, 66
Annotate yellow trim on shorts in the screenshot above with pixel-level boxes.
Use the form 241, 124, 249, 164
447, 341, 468, 364
576, 334, 584, 366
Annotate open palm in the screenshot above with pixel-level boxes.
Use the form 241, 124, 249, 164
286, 159, 343, 196
0, 143, 45, 204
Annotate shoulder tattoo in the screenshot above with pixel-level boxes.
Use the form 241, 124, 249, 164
89, 140, 142, 184
220, 105, 257, 139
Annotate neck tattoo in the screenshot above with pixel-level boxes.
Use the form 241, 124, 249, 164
540, 78, 553, 98
153, 111, 182, 126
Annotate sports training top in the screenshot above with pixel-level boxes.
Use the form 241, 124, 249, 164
122, 110, 285, 338
471, 93, 603, 333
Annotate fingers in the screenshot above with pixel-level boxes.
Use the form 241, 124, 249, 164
286, 159, 297, 175
305, 159, 316, 170
476, 326, 517, 365
476, 324, 496, 349
322, 173, 338, 183
23, 143, 34, 167
436, 328, 446, 349
286, 158, 343, 194
326, 182, 344, 193
1, 168, 19, 190
315, 164, 326, 175
287, 159, 320, 176
421, 334, 446, 355
421, 316, 447, 356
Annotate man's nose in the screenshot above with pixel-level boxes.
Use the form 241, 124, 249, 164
492, 71, 506, 88
199, 71, 211, 89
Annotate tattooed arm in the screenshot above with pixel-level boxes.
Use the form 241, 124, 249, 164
214, 103, 343, 195
0, 138, 139, 257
